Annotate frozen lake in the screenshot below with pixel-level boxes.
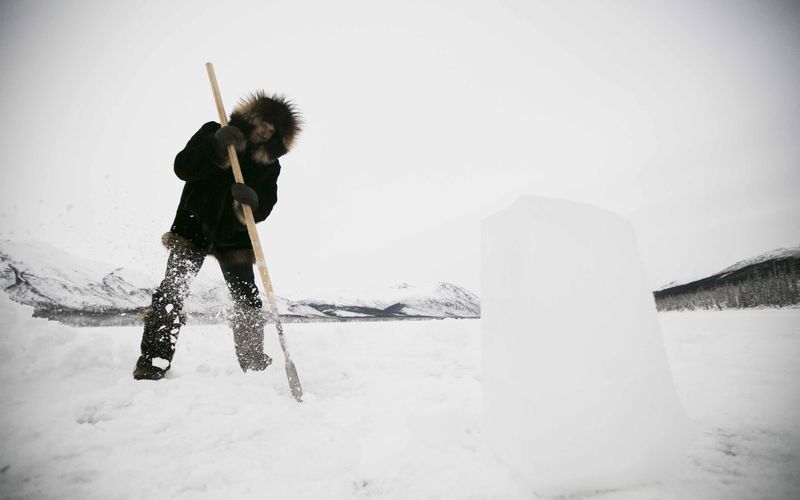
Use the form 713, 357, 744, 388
0, 296, 798, 499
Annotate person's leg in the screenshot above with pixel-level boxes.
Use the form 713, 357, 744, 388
133, 245, 205, 379
217, 249, 271, 372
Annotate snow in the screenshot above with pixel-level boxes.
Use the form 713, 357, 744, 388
656, 244, 800, 291
325, 309, 371, 317
659, 310, 800, 500
297, 281, 479, 315
0, 240, 479, 319
481, 196, 694, 496
1, 290, 799, 499
718, 244, 800, 274
0, 238, 221, 314
298, 282, 429, 308
0, 239, 147, 310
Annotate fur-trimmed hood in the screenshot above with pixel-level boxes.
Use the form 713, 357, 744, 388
229, 91, 302, 164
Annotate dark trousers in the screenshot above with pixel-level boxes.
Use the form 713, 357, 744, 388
137, 245, 268, 371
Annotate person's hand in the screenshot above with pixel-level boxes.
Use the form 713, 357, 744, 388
231, 182, 259, 210
214, 125, 245, 160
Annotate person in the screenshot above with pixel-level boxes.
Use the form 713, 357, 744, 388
133, 91, 302, 380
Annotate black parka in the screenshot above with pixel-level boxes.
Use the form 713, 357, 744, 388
169, 121, 281, 252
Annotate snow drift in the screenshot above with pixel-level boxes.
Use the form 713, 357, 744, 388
481, 196, 694, 496
1, 287, 799, 498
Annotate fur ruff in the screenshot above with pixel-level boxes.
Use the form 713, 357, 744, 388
162, 231, 255, 266
249, 147, 274, 165
214, 247, 256, 267
162, 231, 206, 256
230, 91, 302, 161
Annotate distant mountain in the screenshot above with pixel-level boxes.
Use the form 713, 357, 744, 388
0, 240, 154, 312
0, 240, 480, 325
654, 245, 800, 310
718, 246, 800, 274
297, 282, 481, 319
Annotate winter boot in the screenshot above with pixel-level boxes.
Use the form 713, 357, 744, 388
229, 304, 272, 372
133, 306, 187, 380
133, 355, 167, 380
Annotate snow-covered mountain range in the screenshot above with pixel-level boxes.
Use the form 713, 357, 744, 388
718, 245, 800, 275
295, 281, 480, 319
655, 244, 800, 294
0, 240, 480, 324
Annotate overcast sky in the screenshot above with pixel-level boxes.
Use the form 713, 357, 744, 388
1, 0, 798, 296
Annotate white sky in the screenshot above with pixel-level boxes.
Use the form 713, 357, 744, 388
1, 0, 798, 296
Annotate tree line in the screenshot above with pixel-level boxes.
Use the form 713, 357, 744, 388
654, 257, 800, 311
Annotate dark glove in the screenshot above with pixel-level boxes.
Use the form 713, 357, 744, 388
213, 125, 245, 160
231, 182, 259, 210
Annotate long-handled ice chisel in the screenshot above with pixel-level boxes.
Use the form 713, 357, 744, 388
205, 62, 303, 402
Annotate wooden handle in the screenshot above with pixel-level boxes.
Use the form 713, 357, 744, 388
206, 63, 243, 184
205, 62, 303, 402
206, 63, 229, 126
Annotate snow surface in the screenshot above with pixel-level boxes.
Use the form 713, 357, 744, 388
0, 292, 798, 499
481, 196, 693, 496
